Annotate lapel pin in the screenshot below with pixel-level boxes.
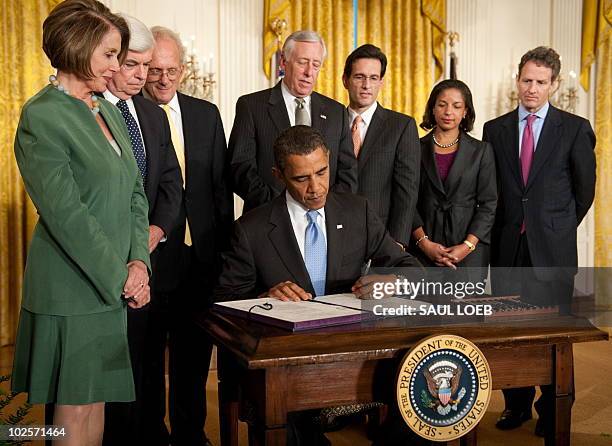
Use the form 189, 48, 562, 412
320, 114, 327, 119
336, 224, 343, 229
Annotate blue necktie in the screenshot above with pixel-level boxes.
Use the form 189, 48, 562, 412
116, 99, 147, 185
305, 210, 327, 296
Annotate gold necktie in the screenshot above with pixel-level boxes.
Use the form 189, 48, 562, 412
163, 104, 192, 246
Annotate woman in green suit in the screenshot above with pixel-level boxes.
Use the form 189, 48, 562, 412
11, 0, 151, 443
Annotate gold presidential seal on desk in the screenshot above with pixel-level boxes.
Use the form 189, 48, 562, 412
396, 334, 492, 442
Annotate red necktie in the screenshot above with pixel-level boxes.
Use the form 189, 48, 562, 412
520, 114, 537, 233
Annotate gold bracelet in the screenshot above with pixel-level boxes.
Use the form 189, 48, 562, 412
463, 240, 476, 251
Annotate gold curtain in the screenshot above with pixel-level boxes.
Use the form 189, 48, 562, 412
0, 0, 60, 346
358, 0, 445, 121
593, 2, 612, 268
262, 0, 445, 122
289, 0, 354, 104
263, 0, 291, 79
593, 0, 612, 312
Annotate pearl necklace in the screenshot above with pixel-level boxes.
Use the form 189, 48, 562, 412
49, 75, 100, 115
432, 134, 459, 148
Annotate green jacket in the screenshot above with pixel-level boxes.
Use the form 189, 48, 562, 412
14, 85, 151, 315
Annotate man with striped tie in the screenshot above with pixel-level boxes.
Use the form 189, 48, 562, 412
142, 26, 234, 446
101, 14, 182, 446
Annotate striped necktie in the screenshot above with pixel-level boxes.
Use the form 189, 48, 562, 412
352, 115, 363, 158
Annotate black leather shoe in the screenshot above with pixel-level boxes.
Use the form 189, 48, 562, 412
495, 409, 532, 430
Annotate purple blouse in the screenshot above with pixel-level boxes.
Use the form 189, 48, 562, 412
435, 151, 457, 182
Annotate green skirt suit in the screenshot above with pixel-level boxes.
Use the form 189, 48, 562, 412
11, 85, 151, 404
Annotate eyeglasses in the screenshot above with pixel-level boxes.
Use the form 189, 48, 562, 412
148, 67, 181, 81
351, 74, 381, 84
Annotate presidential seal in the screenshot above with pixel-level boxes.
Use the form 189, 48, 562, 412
396, 334, 492, 442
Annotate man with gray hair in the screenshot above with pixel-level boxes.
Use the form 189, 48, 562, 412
143, 25, 234, 446
101, 13, 183, 446
229, 29, 357, 213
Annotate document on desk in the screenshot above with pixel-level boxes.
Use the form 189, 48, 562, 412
213, 294, 372, 331
213, 294, 433, 331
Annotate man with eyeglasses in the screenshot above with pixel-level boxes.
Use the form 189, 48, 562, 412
342, 44, 420, 250
228, 30, 357, 213
100, 14, 182, 446
143, 26, 234, 446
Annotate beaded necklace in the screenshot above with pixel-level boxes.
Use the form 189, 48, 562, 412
49, 74, 100, 115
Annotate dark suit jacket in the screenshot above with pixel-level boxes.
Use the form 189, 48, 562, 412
215, 192, 421, 301
482, 105, 596, 274
356, 104, 420, 247
154, 93, 234, 293
132, 95, 182, 239
412, 131, 497, 268
228, 82, 358, 212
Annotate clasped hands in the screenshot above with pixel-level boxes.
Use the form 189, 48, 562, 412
419, 239, 470, 269
259, 274, 397, 302
123, 260, 150, 309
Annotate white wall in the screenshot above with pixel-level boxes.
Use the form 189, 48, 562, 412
447, 0, 595, 272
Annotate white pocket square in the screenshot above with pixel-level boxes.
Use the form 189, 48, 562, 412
336, 224, 343, 229
320, 114, 327, 119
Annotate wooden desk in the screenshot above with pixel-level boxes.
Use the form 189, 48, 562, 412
199, 312, 608, 446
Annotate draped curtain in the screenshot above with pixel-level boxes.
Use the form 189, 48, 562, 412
289, 0, 354, 104
358, 0, 445, 122
582, 0, 612, 309
0, 0, 60, 346
585, 0, 612, 271
263, 0, 445, 119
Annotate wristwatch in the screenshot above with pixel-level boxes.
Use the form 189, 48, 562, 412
463, 240, 476, 251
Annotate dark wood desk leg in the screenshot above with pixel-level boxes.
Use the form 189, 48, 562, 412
461, 427, 477, 446
250, 367, 288, 446
549, 343, 573, 446
219, 377, 240, 446
217, 351, 240, 446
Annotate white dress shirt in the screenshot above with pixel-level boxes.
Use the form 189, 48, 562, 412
281, 81, 312, 126
285, 190, 327, 261
348, 101, 378, 142
103, 90, 147, 155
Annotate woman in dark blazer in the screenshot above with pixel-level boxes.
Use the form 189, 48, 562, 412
412, 80, 497, 281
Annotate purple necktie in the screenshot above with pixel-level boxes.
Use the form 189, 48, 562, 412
520, 114, 537, 186
520, 114, 537, 233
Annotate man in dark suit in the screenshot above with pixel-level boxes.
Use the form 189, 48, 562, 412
342, 44, 420, 248
216, 125, 420, 303
228, 30, 357, 213
142, 26, 234, 446
483, 46, 596, 437
216, 125, 420, 445
101, 14, 182, 446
